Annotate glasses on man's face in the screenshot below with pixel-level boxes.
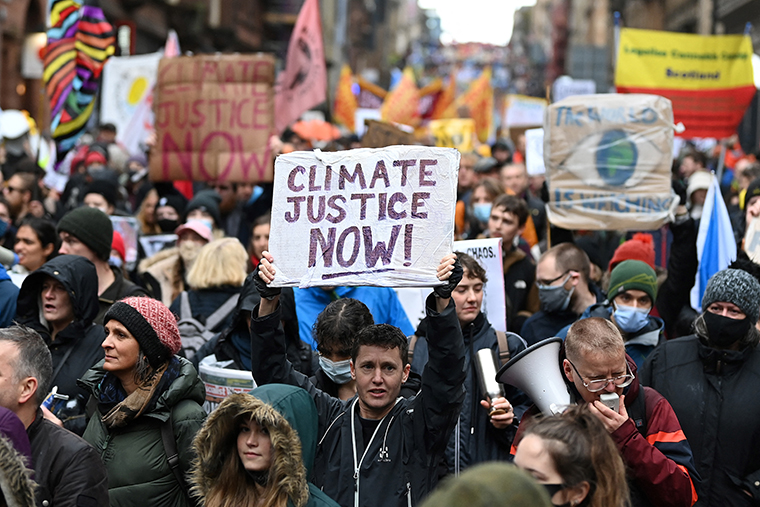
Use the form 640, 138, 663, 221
536, 270, 571, 288
567, 360, 635, 393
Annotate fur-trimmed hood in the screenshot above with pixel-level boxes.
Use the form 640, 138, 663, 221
191, 385, 317, 507
0, 435, 35, 507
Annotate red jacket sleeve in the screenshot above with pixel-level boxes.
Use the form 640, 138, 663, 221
612, 388, 698, 507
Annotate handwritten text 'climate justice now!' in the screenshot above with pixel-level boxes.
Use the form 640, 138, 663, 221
283, 159, 439, 274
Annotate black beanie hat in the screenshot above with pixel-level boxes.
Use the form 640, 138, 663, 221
57, 207, 113, 261
85, 179, 119, 207
156, 193, 187, 217
185, 190, 222, 227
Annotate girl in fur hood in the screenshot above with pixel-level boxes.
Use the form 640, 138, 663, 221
191, 385, 339, 507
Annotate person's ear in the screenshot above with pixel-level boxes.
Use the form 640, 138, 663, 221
402, 364, 411, 383
42, 243, 55, 259
562, 359, 574, 383
567, 271, 580, 288
349, 359, 356, 381
560, 481, 590, 507
18, 376, 38, 405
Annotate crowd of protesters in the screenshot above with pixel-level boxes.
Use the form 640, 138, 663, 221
0, 118, 759, 507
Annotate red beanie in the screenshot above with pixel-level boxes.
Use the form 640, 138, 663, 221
111, 231, 125, 261
608, 233, 656, 271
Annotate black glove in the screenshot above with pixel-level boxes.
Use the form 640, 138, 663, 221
433, 257, 463, 299
672, 178, 688, 207
253, 265, 281, 300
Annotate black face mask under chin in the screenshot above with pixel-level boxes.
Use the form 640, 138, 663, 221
703, 311, 751, 349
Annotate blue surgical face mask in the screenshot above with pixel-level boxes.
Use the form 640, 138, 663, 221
0, 219, 8, 238
109, 256, 123, 269
319, 356, 353, 385
472, 203, 492, 223
613, 303, 650, 334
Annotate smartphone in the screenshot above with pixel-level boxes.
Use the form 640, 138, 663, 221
599, 393, 620, 412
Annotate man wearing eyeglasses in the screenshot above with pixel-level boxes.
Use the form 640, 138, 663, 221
562, 317, 699, 507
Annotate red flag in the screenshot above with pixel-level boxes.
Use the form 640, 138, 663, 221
274, 0, 327, 133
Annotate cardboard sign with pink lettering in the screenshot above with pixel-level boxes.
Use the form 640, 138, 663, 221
149, 54, 275, 183
269, 146, 460, 287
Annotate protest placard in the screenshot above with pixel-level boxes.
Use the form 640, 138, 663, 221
616, 28, 755, 138
505, 94, 547, 127
269, 146, 459, 287
552, 76, 596, 102
544, 93, 677, 230
394, 237, 507, 331
101, 53, 162, 140
525, 128, 545, 176
149, 54, 275, 183
362, 120, 416, 148
429, 118, 475, 152
109, 216, 140, 270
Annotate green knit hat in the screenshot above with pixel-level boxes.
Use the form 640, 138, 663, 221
608, 260, 658, 303
420, 463, 552, 507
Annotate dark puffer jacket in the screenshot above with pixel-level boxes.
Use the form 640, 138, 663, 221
79, 357, 206, 507
191, 386, 339, 507
641, 335, 760, 507
16, 255, 103, 434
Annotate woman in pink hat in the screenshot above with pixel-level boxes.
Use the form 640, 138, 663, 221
79, 296, 206, 507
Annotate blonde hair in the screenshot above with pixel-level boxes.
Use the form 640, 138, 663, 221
186, 238, 247, 289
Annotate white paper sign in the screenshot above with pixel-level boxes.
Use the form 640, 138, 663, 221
525, 128, 545, 176
394, 238, 507, 332
552, 76, 596, 102
505, 95, 547, 127
269, 146, 459, 288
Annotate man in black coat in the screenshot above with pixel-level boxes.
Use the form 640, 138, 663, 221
0, 325, 108, 507
252, 252, 466, 507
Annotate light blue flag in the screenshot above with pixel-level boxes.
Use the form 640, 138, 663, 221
690, 173, 737, 311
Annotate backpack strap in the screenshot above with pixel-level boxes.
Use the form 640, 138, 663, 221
408, 335, 418, 365
495, 331, 511, 366
627, 386, 649, 438
160, 415, 191, 500
204, 294, 240, 331
179, 291, 192, 320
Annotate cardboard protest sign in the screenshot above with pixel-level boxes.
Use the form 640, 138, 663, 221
525, 128, 545, 176
269, 146, 459, 287
429, 118, 475, 152
150, 54, 275, 183
361, 120, 416, 148
544, 93, 677, 231
394, 238, 507, 332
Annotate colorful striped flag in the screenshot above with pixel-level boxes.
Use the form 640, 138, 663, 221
44, 0, 115, 160
690, 174, 737, 311
456, 67, 493, 143
333, 64, 357, 131
381, 67, 420, 127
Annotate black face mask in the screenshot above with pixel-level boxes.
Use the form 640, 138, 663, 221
703, 311, 751, 348
157, 218, 179, 233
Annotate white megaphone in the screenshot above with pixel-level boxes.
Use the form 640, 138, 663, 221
496, 337, 572, 415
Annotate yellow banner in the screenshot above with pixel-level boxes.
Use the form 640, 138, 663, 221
429, 119, 475, 152
616, 28, 754, 90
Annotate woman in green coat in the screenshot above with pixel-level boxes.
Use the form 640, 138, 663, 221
190, 385, 340, 507
80, 296, 206, 507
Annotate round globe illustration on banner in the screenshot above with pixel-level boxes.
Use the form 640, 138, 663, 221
595, 129, 639, 186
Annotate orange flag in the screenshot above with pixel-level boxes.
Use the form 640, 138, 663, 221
457, 67, 493, 143
333, 64, 357, 131
431, 72, 457, 120
381, 67, 420, 126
